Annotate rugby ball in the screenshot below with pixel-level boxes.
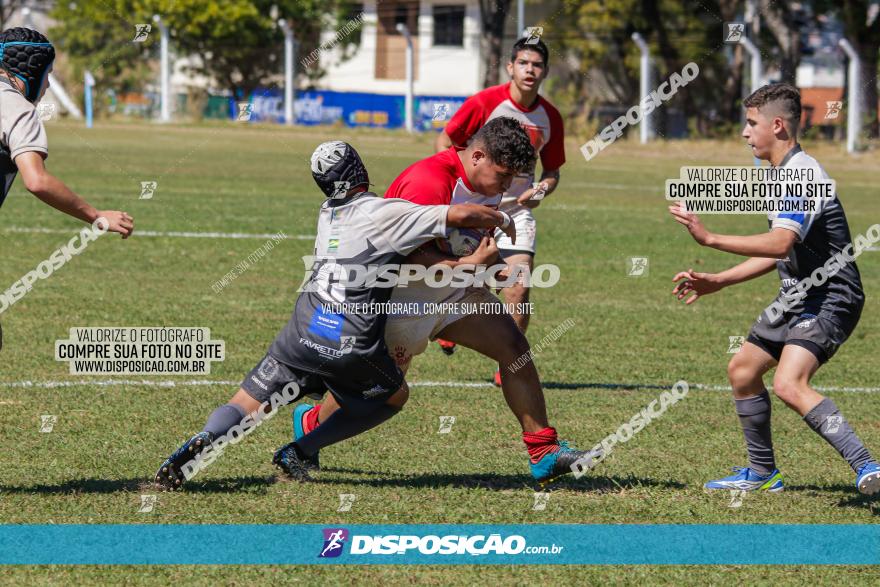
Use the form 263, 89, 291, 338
438, 227, 485, 257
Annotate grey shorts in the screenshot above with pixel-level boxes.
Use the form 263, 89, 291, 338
747, 308, 860, 365
241, 353, 402, 414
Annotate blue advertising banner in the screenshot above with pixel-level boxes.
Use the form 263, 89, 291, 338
2, 524, 879, 565
231, 89, 466, 131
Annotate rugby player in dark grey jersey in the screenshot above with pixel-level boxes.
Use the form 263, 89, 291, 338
669, 83, 879, 495
155, 141, 514, 488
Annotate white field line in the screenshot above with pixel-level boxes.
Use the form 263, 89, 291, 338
0, 379, 241, 389
6, 227, 874, 249
1, 378, 879, 394
3, 226, 315, 240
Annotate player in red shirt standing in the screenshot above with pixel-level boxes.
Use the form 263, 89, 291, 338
434, 37, 565, 386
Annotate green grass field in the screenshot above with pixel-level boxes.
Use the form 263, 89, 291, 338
1, 120, 879, 584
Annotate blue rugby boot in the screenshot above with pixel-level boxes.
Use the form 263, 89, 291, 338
530, 441, 603, 488
856, 462, 880, 495
704, 467, 784, 492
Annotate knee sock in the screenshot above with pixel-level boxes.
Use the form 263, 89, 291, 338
202, 403, 246, 439
735, 390, 776, 475
804, 398, 873, 472
296, 405, 400, 456
523, 427, 560, 463
303, 404, 322, 434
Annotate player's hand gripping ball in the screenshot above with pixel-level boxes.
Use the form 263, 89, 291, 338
438, 228, 486, 256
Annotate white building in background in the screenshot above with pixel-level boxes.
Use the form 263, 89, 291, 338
796, 59, 844, 89
312, 0, 485, 96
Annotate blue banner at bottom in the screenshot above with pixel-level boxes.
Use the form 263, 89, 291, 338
0, 524, 878, 565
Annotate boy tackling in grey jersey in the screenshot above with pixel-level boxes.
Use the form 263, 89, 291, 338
155, 141, 514, 487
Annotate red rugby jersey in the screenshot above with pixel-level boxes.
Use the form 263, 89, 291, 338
444, 82, 565, 203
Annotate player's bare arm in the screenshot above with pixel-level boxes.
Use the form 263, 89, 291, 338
672, 257, 777, 305
16, 151, 134, 238
446, 203, 515, 241
669, 202, 795, 258
406, 205, 513, 269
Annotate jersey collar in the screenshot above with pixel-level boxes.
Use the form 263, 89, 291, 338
0, 75, 21, 96
774, 144, 802, 168
325, 190, 374, 208
506, 81, 540, 113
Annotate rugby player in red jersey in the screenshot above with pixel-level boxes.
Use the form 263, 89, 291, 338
433, 37, 565, 386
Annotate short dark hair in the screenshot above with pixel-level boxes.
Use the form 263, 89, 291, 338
470, 117, 536, 173
743, 83, 802, 132
510, 37, 549, 69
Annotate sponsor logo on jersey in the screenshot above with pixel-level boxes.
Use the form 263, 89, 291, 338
308, 306, 345, 341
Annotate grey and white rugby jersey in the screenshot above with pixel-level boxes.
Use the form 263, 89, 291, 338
0, 77, 48, 209
269, 192, 448, 372
768, 145, 864, 321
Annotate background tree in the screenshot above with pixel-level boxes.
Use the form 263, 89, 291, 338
153, 0, 330, 99
549, 0, 731, 136
0, 0, 25, 29
479, 0, 512, 88
718, 0, 745, 126
828, 0, 880, 138
758, 0, 807, 83
50, 0, 348, 106
49, 0, 156, 97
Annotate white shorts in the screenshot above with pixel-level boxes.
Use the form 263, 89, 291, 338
384, 286, 501, 369
494, 202, 536, 255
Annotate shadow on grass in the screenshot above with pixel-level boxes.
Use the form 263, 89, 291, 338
314, 469, 686, 492
786, 483, 880, 513
0, 472, 683, 495
0, 475, 277, 495
837, 494, 880, 512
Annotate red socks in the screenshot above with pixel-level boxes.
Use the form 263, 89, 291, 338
305, 408, 560, 465
303, 404, 322, 434
522, 427, 560, 464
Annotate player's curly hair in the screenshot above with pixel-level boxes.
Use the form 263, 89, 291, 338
471, 117, 536, 174
743, 83, 801, 132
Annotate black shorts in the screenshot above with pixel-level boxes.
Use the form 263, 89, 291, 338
747, 307, 860, 365
240, 352, 402, 414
